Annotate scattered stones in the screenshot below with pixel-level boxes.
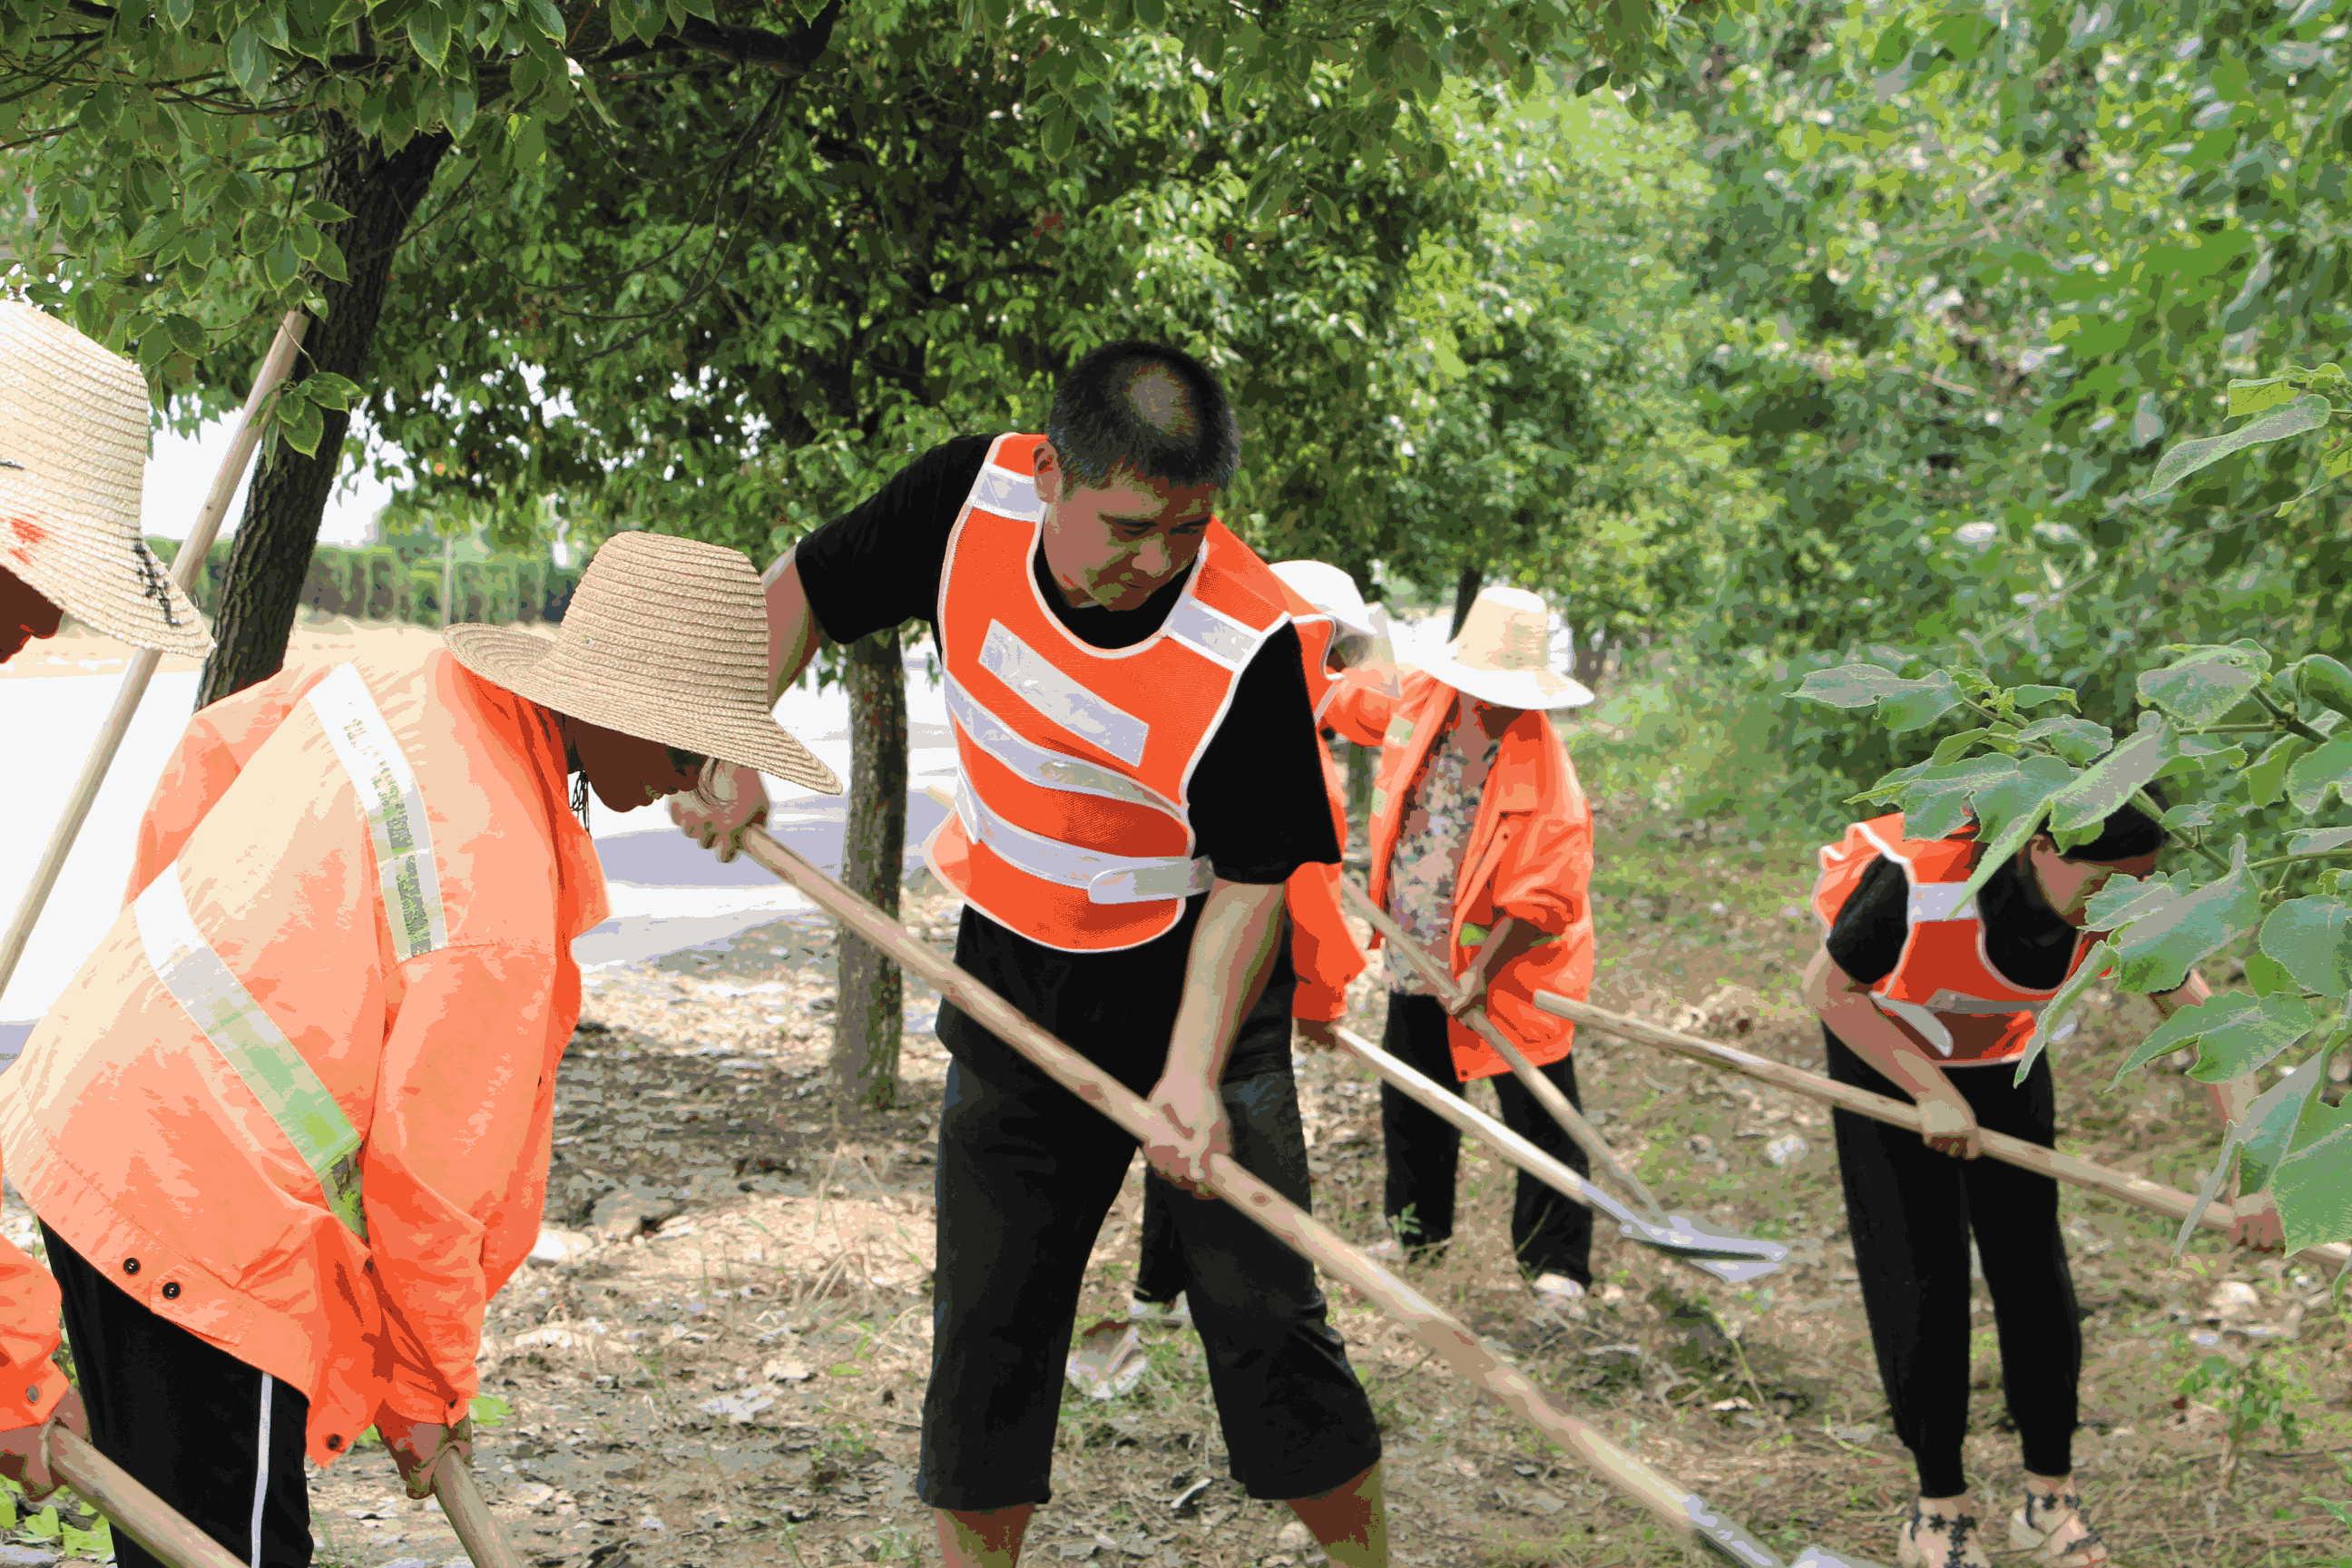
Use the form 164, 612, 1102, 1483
1765, 1133, 1809, 1167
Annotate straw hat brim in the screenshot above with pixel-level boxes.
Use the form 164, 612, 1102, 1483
442, 623, 842, 795
1414, 650, 1595, 710
0, 475, 213, 657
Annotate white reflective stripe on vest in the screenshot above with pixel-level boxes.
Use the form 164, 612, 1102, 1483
955, 777, 1211, 905
134, 865, 369, 1239
972, 463, 1044, 523
1872, 992, 2076, 1058
1907, 885, 1979, 923
978, 620, 1152, 768
1163, 593, 1269, 671
944, 673, 1181, 817
306, 663, 449, 962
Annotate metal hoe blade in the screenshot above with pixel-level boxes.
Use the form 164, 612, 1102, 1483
1592, 1185, 1791, 1269
1686, 1496, 1893, 1568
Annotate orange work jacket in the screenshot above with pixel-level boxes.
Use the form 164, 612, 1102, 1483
1279, 594, 1367, 1023
926, 433, 1296, 953
1323, 665, 1595, 1082
0, 642, 608, 1464
1812, 813, 2096, 1066
0, 1223, 68, 1430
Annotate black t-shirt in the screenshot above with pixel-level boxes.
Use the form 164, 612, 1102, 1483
1825, 850, 2081, 992
795, 436, 1339, 1092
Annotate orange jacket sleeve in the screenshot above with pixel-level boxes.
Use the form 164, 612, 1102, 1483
127, 670, 309, 905
0, 1217, 67, 1431
366, 941, 564, 1426
1287, 863, 1364, 1023
1319, 664, 1400, 750
1491, 783, 1592, 938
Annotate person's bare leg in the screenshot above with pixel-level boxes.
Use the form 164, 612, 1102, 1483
1283, 1460, 1388, 1567
937, 1504, 1034, 1568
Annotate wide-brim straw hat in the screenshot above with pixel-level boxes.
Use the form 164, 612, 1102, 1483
1414, 584, 1594, 710
444, 530, 841, 794
1271, 558, 1393, 670
0, 301, 212, 656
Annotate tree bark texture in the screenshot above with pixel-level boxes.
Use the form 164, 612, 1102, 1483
1447, 563, 1484, 641
831, 625, 907, 1112
197, 121, 452, 707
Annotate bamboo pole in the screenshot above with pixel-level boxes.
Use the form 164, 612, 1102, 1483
0, 310, 309, 1000
1533, 990, 2352, 1270
1338, 876, 1669, 1218
737, 829, 1710, 1541
46, 1429, 249, 1568
434, 1453, 530, 1568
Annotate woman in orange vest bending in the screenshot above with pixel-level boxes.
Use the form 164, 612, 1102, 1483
1803, 800, 2280, 1568
0, 534, 835, 1568
1320, 585, 1600, 1309
0, 300, 220, 1496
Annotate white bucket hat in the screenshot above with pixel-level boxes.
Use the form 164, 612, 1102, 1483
1270, 559, 1393, 669
444, 530, 841, 794
1415, 585, 1594, 710
0, 301, 213, 655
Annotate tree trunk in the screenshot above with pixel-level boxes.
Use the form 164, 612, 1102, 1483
198, 121, 451, 707
1572, 630, 1606, 691
1447, 563, 1484, 640
832, 624, 907, 1112
1345, 735, 1376, 860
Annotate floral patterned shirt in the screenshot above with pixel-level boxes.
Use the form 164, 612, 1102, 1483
1384, 703, 1501, 995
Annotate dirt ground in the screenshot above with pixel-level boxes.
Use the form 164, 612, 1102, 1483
231, 812, 2341, 1568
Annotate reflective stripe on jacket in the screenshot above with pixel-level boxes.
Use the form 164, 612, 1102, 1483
1280, 599, 1365, 1023
1812, 812, 2094, 1065
0, 641, 608, 1463
924, 433, 1293, 953
1323, 665, 1595, 1081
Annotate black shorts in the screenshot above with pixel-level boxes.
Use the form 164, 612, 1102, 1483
916, 1054, 1383, 1510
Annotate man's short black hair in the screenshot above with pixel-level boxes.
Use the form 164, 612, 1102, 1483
2055, 789, 2168, 863
1046, 340, 1241, 491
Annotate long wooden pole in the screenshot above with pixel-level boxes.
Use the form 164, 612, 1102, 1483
1338, 877, 1669, 1218
47, 1429, 250, 1568
739, 830, 1717, 1543
434, 1454, 530, 1568
0, 310, 309, 1000
1534, 991, 2352, 1269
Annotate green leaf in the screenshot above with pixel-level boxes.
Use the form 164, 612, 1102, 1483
2138, 647, 2263, 727
2010, 684, 2076, 710
2015, 715, 2115, 765
2084, 872, 2179, 933
2016, 934, 2114, 1079
2285, 736, 2352, 813
2175, 1054, 2324, 1251
2270, 1102, 2352, 1253
1791, 663, 1963, 731
2291, 654, 2352, 720
2288, 827, 2352, 856
469, 1393, 514, 1426
161, 0, 192, 27
277, 394, 326, 456
2259, 896, 2352, 999
265, 238, 300, 290
446, 76, 479, 139
2226, 376, 2298, 416
2146, 394, 2331, 496
2110, 992, 2314, 1085
526, 0, 568, 42
2244, 951, 2298, 996
1894, 755, 2019, 840
2109, 841, 2262, 994
409, 6, 451, 70
2049, 728, 2166, 838
2244, 735, 2308, 808
1956, 754, 2079, 905
227, 24, 270, 99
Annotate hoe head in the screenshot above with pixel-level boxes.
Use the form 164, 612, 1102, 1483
1686, 1495, 1893, 1568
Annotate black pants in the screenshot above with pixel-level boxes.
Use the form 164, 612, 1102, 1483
1825, 1032, 2082, 1497
919, 1055, 1382, 1510
43, 1223, 313, 1568
1377, 992, 1593, 1283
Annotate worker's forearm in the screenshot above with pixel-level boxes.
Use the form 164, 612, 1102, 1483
1163, 880, 1288, 1086
1814, 993, 1955, 1103
761, 549, 827, 701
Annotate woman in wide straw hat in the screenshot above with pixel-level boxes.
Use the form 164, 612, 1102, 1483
0, 529, 835, 1568
0, 300, 212, 665
1320, 584, 1603, 1309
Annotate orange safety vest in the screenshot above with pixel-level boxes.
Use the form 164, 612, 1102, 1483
1278, 591, 1365, 1023
0, 642, 607, 1463
1811, 812, 2096, 1066
926, 433, 1295, 953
